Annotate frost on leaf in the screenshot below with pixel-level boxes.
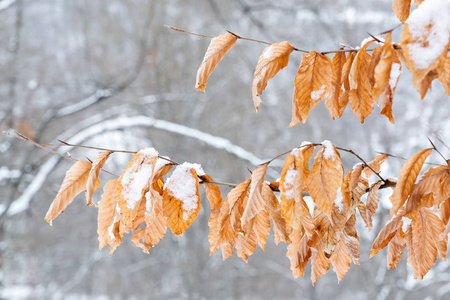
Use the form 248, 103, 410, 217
195, 33, 238, 92
252, 41, 294, 111
117, 149, 158, 222
45, 160, 94, 225
290, 51, 332, 126
400, 0, 450, 96
163, 163, 201, 235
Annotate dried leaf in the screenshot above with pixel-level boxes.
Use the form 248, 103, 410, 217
252, 41, 294, 111
310, 234, 331, 285
330, 233, 352, 281
325, 51, 347, 119
364, 154, 389, 178
163, 166, 201, 235
201, 174, 223, 212
307, 141, 344, 218
117, 151, 158, 222
45, 160, 93, 225
389, 148, 432, 216
437, 54, 450, 95
97, 179, 118, 250
241, 163, 268, 227
349, 46, 375, 123
363, 181, 382, 231
290, 51, 333, 126
262, 184, 291, 244
286, 228, 311, 278
314, 209, 340, 254
387, 231, 407, 269
195, 33, 238, 92
86, 151, 111, 206
370, 216, 402, 257
392, 0, 411, 23
400, 1, 450, 96
343, 213, 360, 265
373, 33, 394, 100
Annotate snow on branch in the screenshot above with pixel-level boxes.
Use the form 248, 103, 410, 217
0, 0, 16, 12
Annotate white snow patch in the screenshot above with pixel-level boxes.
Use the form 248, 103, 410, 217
406, 0, 450, 70
182, 162, 205, 176
284, 169, 297, 199
402, 217, 412, 233
352, 162, 363, 170
291, 148, 299, 157
334, 187, 344, 212
303, 196, 315, 216
310, 85, 326, 100
300, 141, 312, 147
121, 150, 157, 210
166, 163, 200, 220
263, 45, 275, 59
360, 36, 385, 48
321, 140, 337, 160
139, 147, 158, 157
145, 191, 152, 213
389, 63, 402, 91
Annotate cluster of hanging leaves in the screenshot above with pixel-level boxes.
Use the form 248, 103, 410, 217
194, 0, 450, 125
44, 140, 450, 283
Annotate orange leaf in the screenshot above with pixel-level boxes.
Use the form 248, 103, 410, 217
330, 233, 352, 281
286, 228, 311, 278
262, 184, 291, 244
289, 51, 333, 126
309, 233, 331, 285
349, 47, 375, 123
163, 164, 201, 235
195, 33, 237, 92
307, 141, 344, 218
373, 33, 394, 100
400, 1, 450, 95
363, 181, 383, 231
392, 0, 411, 22
314, 209, 340, 254
117, 149, 158, 222
370, 216, 402, 257
201, 174, 223, 212
45, 160, 93, 225
389, 148, 432, 216
325, 51, 347, 119
97, 179, 118, 250
437, 54, 450, 95
252, 41, 294, 111
343, 214, 360, 265
387, 231, 407, 269
241, 163, 268, 227
86, 151, 111, 206
364, 154, 389, 177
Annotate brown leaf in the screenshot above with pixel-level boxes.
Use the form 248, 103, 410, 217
262, 184, 291, 244
252, 41, 294, 111
373, 33, 394, 100
241, 163, 268, 227
97, 179, 118, 250
310, 233, 331, 285
437, 55, 450, 95
370, 216, 402, 257
86, 151, 111, 206
307, 141, 344, 218
201, 174, 223, 212
349, 46, 375, 123
117, 151, 158, 222
289, 51, 333, 126
330, 233, 352, 281
314, 209, 340, 254
389, 148, 432, 216
404, 166, 449, 215
440, 197, 450, 225
409, 208, 444, 279
363, 181, 383, 231
195, 33, 238, 92
163, 166, 201, 235
325, 51, 347, 119
208, 201, 236, 257
400, 4, 450, 96
364, 154, 389, 178
236, 209, 271, 262
392, 0, 412, 23
343, 213, 360, 265
286, 228, 311, 278
45, 160, 93, 225
387, 231, 407, 269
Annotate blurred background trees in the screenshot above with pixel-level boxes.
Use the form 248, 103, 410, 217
1, 0, 449, 299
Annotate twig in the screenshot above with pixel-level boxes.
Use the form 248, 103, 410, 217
427, 137, 450, 167
167, 25, 404, 55
376, 151, 442, 166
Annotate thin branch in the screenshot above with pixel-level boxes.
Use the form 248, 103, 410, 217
167, 25, 404, 55
335, 147, 386, 183
376, 151, 442, 166
427, 137, 450, 167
